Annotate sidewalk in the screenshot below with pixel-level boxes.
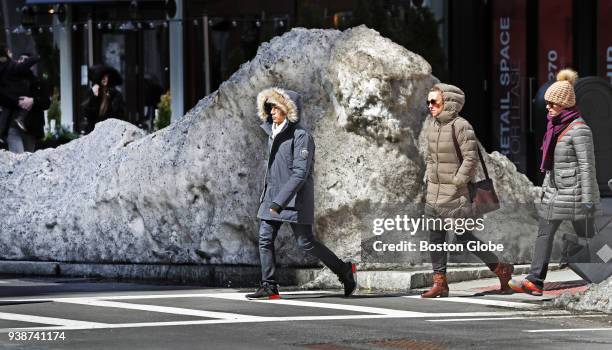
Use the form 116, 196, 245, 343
443, 268, 588, 300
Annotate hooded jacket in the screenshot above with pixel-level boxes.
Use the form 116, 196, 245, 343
536, 117, 600, 221
424, 83, 479, 218
23, 70, 51, 139
256, 88, 315, 224
81, 86, 126, 133
0, 55, 40, 108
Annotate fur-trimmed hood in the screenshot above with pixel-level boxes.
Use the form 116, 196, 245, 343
257, 87, 301, 123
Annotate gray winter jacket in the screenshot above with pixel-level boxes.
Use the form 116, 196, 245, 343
537, 118, 600, 221
256, 88, 315, 224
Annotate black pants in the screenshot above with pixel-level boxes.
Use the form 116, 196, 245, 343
429, 230, 499, 274
258, 220, 345, 285
527, 217, 594, 287
0, 107, 27, 138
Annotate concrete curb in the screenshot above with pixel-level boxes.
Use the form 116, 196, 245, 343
294, 265, 560, 292
0, 261, 557, 291
356, 265, 535, 292
0, 261, 318, 288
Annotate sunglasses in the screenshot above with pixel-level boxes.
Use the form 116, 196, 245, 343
545, 101, 559, 108
427, 99, 442, 107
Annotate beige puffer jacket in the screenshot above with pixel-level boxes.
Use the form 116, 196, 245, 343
425, 84, 478, 218
537, 118, 600, 221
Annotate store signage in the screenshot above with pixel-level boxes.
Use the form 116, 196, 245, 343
491, 0, 527, 173
538, 0, 573, 85
599, 0, 612, 84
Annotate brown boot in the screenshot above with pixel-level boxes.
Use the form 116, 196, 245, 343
421, 272, 449, 298
493, 262, 514, 294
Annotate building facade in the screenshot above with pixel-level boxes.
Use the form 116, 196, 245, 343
3, 0, 612, 192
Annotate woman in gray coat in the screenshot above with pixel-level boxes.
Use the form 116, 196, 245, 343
246, 87, 356, 300
509, 69, 599, 295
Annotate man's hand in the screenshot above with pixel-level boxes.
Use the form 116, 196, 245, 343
18, 96, 34, 111
92, 84, 100, 97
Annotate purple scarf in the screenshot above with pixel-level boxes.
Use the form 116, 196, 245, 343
540, 107, 581, 172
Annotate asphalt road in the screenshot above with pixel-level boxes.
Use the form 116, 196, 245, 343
0, 276, 610, 350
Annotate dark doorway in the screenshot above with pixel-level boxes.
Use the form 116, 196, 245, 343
575, 77, 612, 197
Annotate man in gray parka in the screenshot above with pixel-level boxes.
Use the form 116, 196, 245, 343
246, 87, 356, 300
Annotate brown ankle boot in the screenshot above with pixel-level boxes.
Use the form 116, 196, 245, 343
421, 272, 449, 298
493, 262, 514, 294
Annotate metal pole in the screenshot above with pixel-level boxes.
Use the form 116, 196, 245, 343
56, 12, 74, 131
203, 15, 211, 95
1, 0, 13, 49
169, 0, 184, 121
87, 18, 93, 67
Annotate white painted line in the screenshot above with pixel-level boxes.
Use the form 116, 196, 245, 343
46, 292, 424, 316
0, 315, 394, 332
425, 310, 570, 318
245, 298, 427, 316
402, 296, 539, 309
525, 327, 612, 333
0, 311, 584, 333
0, 311, 106, 328
56, 299, 266, 320
429, 315, 606, 322
0, 291, 335, 304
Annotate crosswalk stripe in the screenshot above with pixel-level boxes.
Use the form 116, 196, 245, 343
0, 315, 402, 332
56, 299, 266, 320
0, 311, 105, 327
241, 298, 427, 316
429, 314, 606, 322
0, 311, 581, 333
0, 291, 335, 304
402, 295, 539, 309
524, 327, 612, 333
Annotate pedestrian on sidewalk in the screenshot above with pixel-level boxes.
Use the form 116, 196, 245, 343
422, 83, 514, 298
81, 65, 125, 134
246, 87, 356, 300
0, 46, 40, 148
6, 52, 51, 153
509, 69, 599, 296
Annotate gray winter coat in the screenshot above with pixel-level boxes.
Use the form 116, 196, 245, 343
537, 118, 600, 221
256, 88, 315, 224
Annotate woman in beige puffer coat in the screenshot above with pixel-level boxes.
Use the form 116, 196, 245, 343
421, 83, 513, 298
510, 69, 599, 296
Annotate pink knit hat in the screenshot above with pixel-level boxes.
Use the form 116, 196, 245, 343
544, 69, 578, 108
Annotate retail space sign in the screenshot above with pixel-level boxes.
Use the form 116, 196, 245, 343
599, 0, 612, 84
491, 0, 528, 173
538, 0, 573, 85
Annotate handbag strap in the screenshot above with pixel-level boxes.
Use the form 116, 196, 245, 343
556, 121, 585, 145
451, 122, 490, 180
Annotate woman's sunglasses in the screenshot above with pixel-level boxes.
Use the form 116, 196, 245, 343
427, 99, 442, 107
545, 101, 559, 108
